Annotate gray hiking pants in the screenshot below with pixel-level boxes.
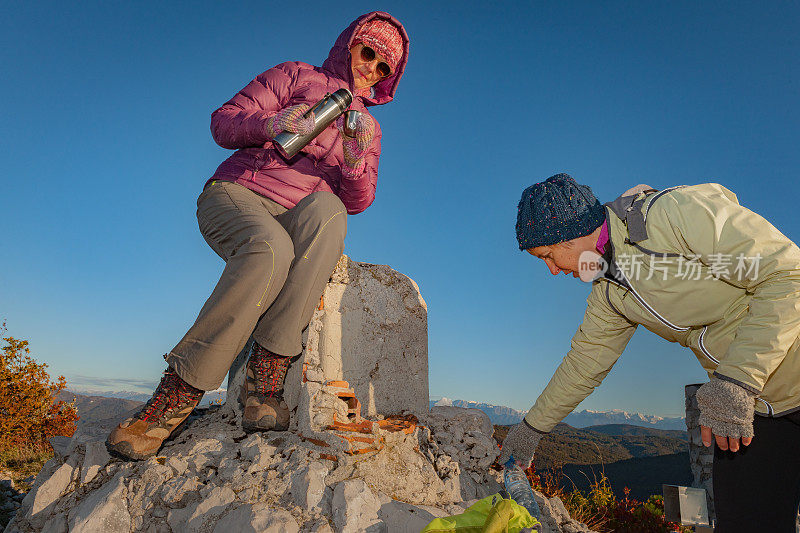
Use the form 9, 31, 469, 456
166, 181, 347, 391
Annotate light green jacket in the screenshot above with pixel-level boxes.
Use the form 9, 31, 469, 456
422, 493, 539, 532
525, 183, 800, 432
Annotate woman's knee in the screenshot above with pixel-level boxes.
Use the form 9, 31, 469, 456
237, 233, 295, 273
299, 192, 348, 236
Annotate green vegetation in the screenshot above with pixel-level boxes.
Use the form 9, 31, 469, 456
532, 466, 691, 532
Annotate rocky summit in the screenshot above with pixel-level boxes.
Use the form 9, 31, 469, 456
5, 257, 594, 533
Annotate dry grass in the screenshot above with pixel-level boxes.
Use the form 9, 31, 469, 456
1, 442, 54, 491
0, 443, 54, 530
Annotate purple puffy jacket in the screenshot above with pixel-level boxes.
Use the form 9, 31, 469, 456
207, 11, 409, 215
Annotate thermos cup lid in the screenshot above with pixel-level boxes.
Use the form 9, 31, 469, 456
329, 88, 353, 111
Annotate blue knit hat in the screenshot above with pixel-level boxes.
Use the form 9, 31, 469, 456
515, 173, 606, 250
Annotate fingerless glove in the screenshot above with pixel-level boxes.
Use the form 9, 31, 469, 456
696, 378, 757, 440
265, 104, 315, 138
339, 113, 375, 178
498, 420, 545, 469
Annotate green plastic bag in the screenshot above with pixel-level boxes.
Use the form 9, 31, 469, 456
422, 493, 540, 532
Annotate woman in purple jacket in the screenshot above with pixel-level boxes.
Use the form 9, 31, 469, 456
107, 12, 409, 461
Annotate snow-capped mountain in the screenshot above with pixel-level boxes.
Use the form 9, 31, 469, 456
430, 398, 526, 425
69, 388, 228, 406
429, 398, 685, 430
69, 389, 153, 402
563, 409, 685, 430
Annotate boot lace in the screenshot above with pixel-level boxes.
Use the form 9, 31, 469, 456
138, 368, 202, 422
250, 345, 290, 397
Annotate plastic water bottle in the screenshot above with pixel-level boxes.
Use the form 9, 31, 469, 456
503, 458, 541, 520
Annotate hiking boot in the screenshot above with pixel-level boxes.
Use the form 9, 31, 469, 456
106, 366, 203, 460
241, 342, 292, 432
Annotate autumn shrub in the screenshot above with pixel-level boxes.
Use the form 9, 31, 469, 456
0, 322, 78, 455
528, 462, 690, 533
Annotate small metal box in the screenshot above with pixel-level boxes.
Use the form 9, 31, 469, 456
662, 484, 710, 527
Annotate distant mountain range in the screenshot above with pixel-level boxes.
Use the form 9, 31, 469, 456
65, 390, 685, 432
563, 409, 686, 431
430, 398, 686, 431
66, 388, 228, 406
67, 389, 153, 402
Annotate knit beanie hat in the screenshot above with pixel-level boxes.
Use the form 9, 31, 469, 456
353, 19, 403, 73
515, 173, 606, 250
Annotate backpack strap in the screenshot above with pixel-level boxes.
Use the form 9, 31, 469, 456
605, 184, 693, 243
604, 184, 658, 243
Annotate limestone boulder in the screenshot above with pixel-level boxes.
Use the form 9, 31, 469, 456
67, 473, 130, 533
332, 479, 384, 533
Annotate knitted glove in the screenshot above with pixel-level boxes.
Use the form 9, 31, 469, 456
265, 104, 315, 138
695, 378, 757, 440
337, 112, 375, 178
498, 420, 545, 469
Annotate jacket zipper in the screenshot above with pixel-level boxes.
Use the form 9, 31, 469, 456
758, 398, 774, 415
697, 327, 719, 364
617, 262, 721, 363
612, 265, 691, 332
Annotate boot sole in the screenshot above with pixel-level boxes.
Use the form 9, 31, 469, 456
106, 414, 192, 461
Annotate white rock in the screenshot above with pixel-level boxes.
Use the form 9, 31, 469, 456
442, 444, 458, 456
240, 435, 277, 470
214, 456, 240, 482
68, 473, 130, 533
167, 485, 235, 532
239, 433, 264, 458
140, 468, 174, 502
64, 424, 110, 457
377, 500, 445, 533
188, 452, 215, 472
79, 441, 111, 485
40, 513, 67, 533
332, 479, 385, 533
22, 460, 75, 519
188, 438, 224, 456
305, 367, 325, 382
299, 257, 430, 426
166, 456, 188, 476
291, 461, 330, 513
159, 476, 201, 505
213, 503, 299, 533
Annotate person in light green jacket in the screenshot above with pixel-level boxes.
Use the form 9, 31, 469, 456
499, 174, 800, 533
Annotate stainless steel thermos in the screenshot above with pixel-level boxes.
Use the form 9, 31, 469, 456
273, 88, 353, 159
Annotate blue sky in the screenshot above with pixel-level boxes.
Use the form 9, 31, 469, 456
2, 1, 798, 416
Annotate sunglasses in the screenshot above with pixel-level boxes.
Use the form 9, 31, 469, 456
359, 45, 392, 78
